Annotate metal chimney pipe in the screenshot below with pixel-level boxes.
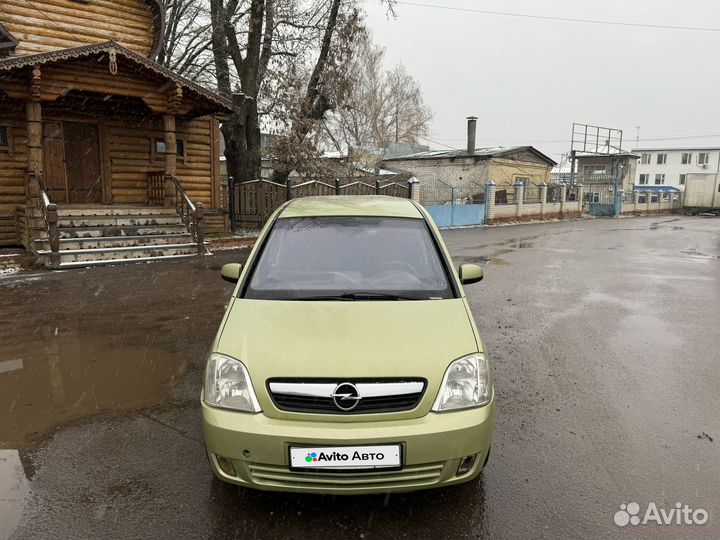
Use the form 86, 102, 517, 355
467, 116, 477, 155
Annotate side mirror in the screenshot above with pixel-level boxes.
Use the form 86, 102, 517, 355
459, 263, 483, 285
221, 263, 243, 283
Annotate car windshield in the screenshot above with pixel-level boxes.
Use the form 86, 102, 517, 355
243, 216, 453, 300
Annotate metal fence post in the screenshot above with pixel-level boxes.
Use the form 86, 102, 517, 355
286, 178, 293, 201
228, 176, 236, 232
375, 180, 380, 195
335, 179, 340, 195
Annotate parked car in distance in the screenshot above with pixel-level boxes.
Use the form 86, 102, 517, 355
202, 196, 494, 494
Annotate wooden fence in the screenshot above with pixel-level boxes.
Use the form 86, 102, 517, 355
231, 177, 411, 228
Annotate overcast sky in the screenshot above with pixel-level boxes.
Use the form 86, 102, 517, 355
364, 0, 720, 162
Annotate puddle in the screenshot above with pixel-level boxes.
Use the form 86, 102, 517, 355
680, 249, 718, 260
649, 218, 681, 230
0, 338, 186, 536
456, 255, 508, 266
0, 338, 187, 450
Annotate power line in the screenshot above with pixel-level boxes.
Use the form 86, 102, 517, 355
418, 135, 460, 151
429, 132, 720, 145
395, 1, 720, 33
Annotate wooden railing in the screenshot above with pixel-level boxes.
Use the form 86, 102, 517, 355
28, 170, 60, 267
147, 171, 165, 205
165, 173, 206, 255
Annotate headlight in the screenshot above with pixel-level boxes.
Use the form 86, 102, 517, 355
432, 353, 491, 412
204, 353, 262, 412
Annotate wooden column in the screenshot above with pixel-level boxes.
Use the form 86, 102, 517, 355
163, 114, 177, 175
26, 67, 43, 179
163, 114, 176, 207
210, 118, 221, 208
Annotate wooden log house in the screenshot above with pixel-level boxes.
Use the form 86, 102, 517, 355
0, 0, 232, 267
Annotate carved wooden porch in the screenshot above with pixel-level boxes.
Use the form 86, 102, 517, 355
0, 42, 231, 267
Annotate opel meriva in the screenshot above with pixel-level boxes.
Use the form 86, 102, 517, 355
202, 196, 494, 494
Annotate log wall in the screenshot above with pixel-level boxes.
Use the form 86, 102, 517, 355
106, 116, 214, 206
0, 0, 155, 58
0, 101, 27, 245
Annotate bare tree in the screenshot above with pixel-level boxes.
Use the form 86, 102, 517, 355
158, 0, 215, 85
324, 34, 432, 154
267, 0, 367, 182
207, 0, 398, 195
209, 0, 351, 184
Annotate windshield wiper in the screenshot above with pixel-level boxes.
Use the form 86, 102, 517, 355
297, 292, 426, 301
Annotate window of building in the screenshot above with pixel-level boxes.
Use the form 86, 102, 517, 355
0, 125, 12, 155
698, 152, 709, 165
651, 193, 660, 203
152, 138, 186, 162
638, 194, 647, 203
583, 164, 606, 175
681, 153, 692, 164
641, 153, 651, 164
656, 153, 667, 165
679, 174, 686, 185
655, 174, 665, 185
639, 173, 649, 185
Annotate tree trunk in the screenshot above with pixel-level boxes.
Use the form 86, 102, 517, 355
210, 0, 263, 192
269, 0, 342, 184
222, 95, 261, 184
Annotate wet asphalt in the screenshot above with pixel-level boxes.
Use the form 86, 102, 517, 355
1, 215, 719, 539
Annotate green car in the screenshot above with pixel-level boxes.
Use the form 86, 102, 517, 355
202, 196, 494, 494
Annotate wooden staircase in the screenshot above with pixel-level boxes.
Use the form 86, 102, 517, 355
34, 205, 205, 268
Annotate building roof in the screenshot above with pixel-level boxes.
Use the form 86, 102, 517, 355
0, 22, 18, 56
279, 196, 422, 219
632, 147, 720, 153
0, 41, 232, 113
634, 186, 682, 193
382, 145, 557, 166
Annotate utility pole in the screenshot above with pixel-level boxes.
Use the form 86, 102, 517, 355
635, 126, 640, 148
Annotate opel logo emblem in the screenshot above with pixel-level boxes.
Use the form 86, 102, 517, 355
331, 382, 362, 411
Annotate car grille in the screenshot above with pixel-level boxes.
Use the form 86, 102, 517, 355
248, 462, 445, 491
267, 379, 426, 414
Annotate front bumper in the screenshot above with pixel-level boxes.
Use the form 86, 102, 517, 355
202, 400, 495, 494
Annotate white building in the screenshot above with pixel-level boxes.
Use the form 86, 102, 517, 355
632, 147, 720, 191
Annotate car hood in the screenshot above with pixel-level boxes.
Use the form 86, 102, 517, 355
215, 298, 480, 420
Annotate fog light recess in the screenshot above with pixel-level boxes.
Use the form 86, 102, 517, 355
216, 455, 236, 477
456, 454, 478, 476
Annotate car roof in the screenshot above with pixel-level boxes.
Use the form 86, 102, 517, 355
278, 196, 423, 219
